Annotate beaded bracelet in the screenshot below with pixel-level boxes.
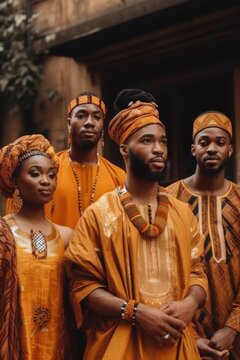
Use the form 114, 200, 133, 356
121, 299, 139, 326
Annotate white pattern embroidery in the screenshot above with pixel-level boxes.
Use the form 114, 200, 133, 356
96, 196, 118, 237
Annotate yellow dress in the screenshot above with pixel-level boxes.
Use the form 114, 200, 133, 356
5, 214, 65, 360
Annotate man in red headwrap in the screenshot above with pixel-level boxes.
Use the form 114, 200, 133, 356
168, 111, 240, 359
65, 89, 208, 360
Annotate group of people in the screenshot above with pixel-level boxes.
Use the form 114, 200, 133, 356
0, 88, 239, 360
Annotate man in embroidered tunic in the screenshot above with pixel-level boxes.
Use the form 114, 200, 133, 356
65, 89, 208, 359
6, 92, 125, 229
167, 111, 240, 359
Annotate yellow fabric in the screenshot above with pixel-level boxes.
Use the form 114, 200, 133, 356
65, 191, 208, 360
5, 214, 65, 360
192, 112, 232, 139
108, 101, 164, 144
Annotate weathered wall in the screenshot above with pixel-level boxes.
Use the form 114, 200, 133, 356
32, 56, 101, 151
34, 0, 140, 34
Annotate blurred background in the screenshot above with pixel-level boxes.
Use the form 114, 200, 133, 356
1, 0, 240, 186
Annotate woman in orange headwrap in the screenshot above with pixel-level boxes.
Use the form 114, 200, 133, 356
0, 134, 73, 359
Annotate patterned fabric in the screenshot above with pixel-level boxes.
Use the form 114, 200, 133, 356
167, 180, 240, 359
192, 111, 232, 139
117, 185, 169, 238
0, 217, 19, 360
68, 94, 106, 116
5, 214, 66, 359
108, 101, 164, 144
0, 134, 58, 198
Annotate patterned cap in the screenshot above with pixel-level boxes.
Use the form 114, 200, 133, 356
68, 94, 106, 116
192, 111, 232, 139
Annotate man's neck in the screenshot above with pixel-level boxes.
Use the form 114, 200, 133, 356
69, 146, 98, 165
184, 167, 230, 196
125, 176, 159, 203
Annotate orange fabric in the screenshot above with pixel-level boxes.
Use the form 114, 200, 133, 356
108, 101, 164, 144
0, 134, 58, 198
0, 217, 20, 359
5, 214, 65, 359
44, 150, 125, 229
65, 191, 208, 359
192, 112, 232, 139
68, 95, 106, 116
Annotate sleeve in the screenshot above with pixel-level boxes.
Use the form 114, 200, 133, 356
64, 207, 107, 328
188, 207, 208, 295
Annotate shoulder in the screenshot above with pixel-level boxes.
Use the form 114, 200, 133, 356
167, 192, 194, 221
166, 180, 182, 196
54, 223, 73, 249
99, 155, 126, 177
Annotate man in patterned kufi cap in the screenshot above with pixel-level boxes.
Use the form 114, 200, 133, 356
192, 111, 232, 140
168, 110, 240, 359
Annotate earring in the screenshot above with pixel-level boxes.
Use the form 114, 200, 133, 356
12, 188, 23, 213
50, 198, 55, 216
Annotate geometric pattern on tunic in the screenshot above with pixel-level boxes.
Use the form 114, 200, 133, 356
167, 180, 240, 355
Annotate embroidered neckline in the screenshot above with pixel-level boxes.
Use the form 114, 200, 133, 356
117, 185, 169, 238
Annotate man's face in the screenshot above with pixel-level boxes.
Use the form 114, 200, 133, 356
124, 124, 168, 182
192, 127, 233, 175
68, 103, 104, 150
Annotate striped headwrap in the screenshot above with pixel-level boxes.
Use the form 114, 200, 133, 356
108, 101, 164, 144
68, 94, 106, 117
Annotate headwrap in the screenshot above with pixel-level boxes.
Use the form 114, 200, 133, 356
0, 134, 58, 198
68, 94, 106, 117
108, 101, 165, 144
192, 111, 232, 139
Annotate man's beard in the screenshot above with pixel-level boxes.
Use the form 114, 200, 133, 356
78, 139, 98, 151
129, 149, 166, 182
197, 156, 228, 176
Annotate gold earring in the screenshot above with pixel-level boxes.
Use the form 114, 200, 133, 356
12, 188, 23, 213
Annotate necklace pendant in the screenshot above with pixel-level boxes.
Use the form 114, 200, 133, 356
31, 230, 47, 259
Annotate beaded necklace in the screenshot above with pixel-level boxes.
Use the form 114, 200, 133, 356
117, 185, 169, 238
68, 152, 100, 216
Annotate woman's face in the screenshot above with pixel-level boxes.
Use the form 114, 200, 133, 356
15, 155, 57, 206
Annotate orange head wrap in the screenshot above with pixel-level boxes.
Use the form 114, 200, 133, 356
108, 101, 165, 144
68, 94, 106, 117
192, 111, 232, 139
0, 134, 58, 198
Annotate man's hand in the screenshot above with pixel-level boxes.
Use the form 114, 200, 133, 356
197, 338, 229, 359
210, 327, 237, 352
160, 295, 199, 325
136, 303, 186, 346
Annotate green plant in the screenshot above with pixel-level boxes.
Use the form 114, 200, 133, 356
0, 0, 42, 111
